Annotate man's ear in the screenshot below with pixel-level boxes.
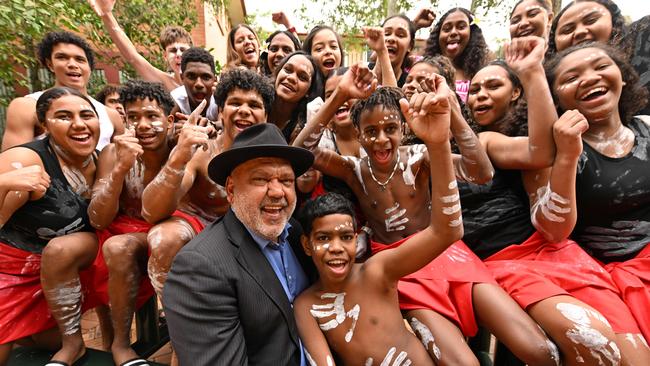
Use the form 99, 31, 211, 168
225, 176, 235, 203
301, 235, 313, 256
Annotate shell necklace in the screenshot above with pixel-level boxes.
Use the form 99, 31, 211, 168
366, 150, 400, 191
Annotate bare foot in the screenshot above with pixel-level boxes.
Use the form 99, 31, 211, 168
111, 345, 141, 366
49, 342, 85, 365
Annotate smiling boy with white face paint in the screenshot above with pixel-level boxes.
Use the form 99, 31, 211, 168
87, 80, 189, 366
293, 78, 463, 366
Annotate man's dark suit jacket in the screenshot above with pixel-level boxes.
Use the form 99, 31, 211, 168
164, 209, 317, 366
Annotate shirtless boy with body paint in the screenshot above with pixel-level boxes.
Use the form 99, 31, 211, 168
294, 66, 560, 365
294, 79, 463, 366
141, 68, 276, 296
88, 80, 196, 366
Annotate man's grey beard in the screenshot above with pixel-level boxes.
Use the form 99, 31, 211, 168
231, 193, 296, 242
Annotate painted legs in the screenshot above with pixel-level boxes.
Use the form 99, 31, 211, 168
147, 217, 196, 298
41, 232, 98, 364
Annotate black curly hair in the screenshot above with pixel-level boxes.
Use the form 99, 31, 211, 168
119, 80, 175, 115
214, 68, 275, 114
423, 8, 489, 80
37, 31, 95, 71
36, 87, 97, 124
547, 0, 626, 57
544, 42, 649, 125
297, 192, 358, 235
95, 84, 122, 105
181, 47, 216, 74
618, 15, 650, 59
350, 87, 406, 129
510, 0, 552, 18
261, 30, 302, 76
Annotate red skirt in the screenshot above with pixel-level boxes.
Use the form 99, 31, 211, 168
604, 244, 650, 340
91, 212, 204, 308
0, 241, 102, 344
371, 238, 496, 336
485, 232, 641, 334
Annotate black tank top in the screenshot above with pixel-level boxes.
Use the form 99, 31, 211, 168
0, 137, 94, 254
572, 116, 650, 262
460, 168, 535, 259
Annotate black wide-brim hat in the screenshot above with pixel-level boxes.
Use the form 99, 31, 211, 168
208, 123, 314, 186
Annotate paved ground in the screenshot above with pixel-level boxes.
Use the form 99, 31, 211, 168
81, 308, 173, 365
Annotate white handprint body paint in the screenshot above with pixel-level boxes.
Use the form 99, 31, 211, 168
364, 347, 412, 366
36, 217, 84, 240
400, 145, 425, 188
310, 292, 361, 343
45, 278, 82, 336
410, 317, 441, 360
556, 302, 621, 365
125, 159, 145, 199
343, 156, 368, 194
61, 166, 91, 196
531, 183, 571, 225
385, 202, 408, 232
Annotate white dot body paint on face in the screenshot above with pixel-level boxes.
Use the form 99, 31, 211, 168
583, 52, 606, 63
477, 75, 506, 86
11, 162, 23, 169
410, 317, 441, 360
151, 121, 164, 133
555, 302, 620, 365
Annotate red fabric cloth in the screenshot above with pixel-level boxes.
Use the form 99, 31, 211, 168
92, 212, 205, 308
371, 238, 495, 336
485, 231, 641, 334
603, 244, 650, 340
0, 241, 101, 344
173, 210, 206, 234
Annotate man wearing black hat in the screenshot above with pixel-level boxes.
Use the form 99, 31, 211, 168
164, 123, 316, 366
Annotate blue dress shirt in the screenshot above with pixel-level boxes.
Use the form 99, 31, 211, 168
245, 223, 309, 366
